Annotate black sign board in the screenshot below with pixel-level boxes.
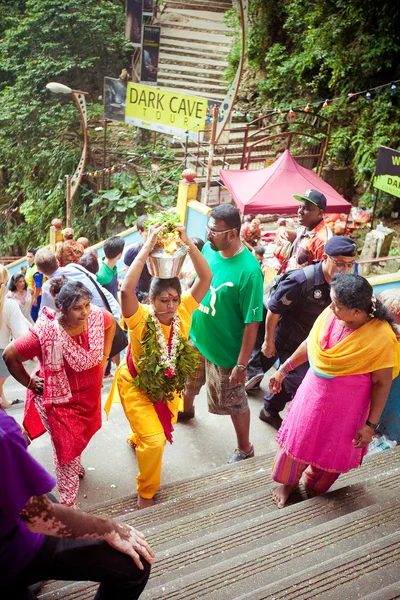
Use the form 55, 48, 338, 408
143, 0, 153, 16
140, 25, 161, 83
125, 0, 142, 46
373, 146, 400, 199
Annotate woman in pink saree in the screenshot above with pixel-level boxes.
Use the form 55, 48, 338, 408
268, 273, 400, 508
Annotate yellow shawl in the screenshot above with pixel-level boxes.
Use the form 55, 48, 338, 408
308, 307, 400, 379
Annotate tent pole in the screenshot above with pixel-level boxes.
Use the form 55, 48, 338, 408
370, 190, 379, 230
204, 105, 219, 206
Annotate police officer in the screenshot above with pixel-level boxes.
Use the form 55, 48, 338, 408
260, 236, 357, 429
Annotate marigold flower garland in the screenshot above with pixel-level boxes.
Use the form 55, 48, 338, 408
134, 308, 199, 403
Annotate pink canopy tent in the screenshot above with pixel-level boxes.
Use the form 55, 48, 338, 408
219, 150, 352, 215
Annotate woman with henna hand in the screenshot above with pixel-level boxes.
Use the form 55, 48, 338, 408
105, 223, 212, 509
268, 273, 400, 509
3, 278, 116, 509
0, 408, 154, 599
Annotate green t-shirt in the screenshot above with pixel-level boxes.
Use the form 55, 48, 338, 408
96, 257, 117, 287
190, 242, 264, 368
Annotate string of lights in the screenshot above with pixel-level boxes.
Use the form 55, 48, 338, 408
231, 78, 400, 123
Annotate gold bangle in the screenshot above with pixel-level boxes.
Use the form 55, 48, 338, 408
27, 376, 33, 390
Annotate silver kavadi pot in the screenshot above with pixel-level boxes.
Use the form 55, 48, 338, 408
147, 244, 188, 279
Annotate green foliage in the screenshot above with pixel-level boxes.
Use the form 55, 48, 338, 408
134, 315, 200, 404
223, 8, 242, 82
0, 0, 182, 254
235, 0, 400, 213
145, 212, 180, 231
0, 0, 132, 253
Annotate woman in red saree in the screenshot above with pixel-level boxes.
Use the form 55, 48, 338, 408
4, 279, 116, 508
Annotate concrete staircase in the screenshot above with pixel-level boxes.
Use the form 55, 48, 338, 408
154, 0, 233, 102
39, 447, 400, 599
150, 1, 281, 183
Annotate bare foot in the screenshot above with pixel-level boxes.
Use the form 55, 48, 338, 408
137, 496, 155, 510
304, 484, 319, 499
272, 484, 297, 509
126, 435, 137, 450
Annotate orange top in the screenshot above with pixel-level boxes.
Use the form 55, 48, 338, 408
289, 220, 330, 269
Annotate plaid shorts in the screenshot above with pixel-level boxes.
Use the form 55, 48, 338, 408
184, 347, 248, 416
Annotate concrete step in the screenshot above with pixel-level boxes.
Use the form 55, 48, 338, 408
160, 44, 229, 60
144, 495, 400, 599
159, 52, 228, 68
160, 37, 229, 55
156, 78, 226, 94
157, 71, 224, 85
362, 583, 400, 600
158, 17, 229, 33
38, 448, 400, 599
160, 26, 229, 45
89, 453, 275, 520
145, 481, 400, 587
165, 0, 232, 12
94, 447, 400, 524
154, 85, 225, 101
235, 534, 400, 600
158, 62, 226, 77
164, 8, 227, 22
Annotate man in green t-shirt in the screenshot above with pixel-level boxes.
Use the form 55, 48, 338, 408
182, 204, 264, 463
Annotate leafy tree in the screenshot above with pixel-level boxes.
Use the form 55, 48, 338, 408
233, 0, 400, 210
0, 0, 132, 253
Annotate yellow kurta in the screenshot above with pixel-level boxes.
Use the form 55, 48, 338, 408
105, 292, 199, 498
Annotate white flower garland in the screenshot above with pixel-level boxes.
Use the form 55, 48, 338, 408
149, 306, 181, 377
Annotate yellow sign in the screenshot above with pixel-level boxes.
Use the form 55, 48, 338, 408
373, 146, 400, 199
373, 175, 400, 199
125, 83, 208, 140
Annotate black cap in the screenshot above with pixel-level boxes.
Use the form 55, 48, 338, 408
293, 189, 327, 211
324, 236, 357, 257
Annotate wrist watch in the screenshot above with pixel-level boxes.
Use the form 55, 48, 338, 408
236, 364, 248, 372
365, 419, 378, 431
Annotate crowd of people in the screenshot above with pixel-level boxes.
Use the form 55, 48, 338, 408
1, 190, 400, 598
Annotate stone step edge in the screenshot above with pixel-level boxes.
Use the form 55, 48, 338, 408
39, 486, 399, 600
157, 72, 224, 84
156, 77, 225, 90
165, 2, 232, 12
89, 448, 400, 523
362, 582, 400, 600
141, 497, 400, 599
160, 45, 228, 59
158, 18, 229, 32
161, 33, 230, 48
162, 8, 227, 23
87, 453, 274, 515
145, 486, 400, 584
235, 532, 400, 600
160, 28, 229, 43
140, 471, 400, 551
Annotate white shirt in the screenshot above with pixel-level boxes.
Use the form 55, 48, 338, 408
0, 297, 31, 349
41, 265, 121, 320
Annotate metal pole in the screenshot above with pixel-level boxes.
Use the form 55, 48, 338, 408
152, 131, 157, 166
68, 90, 89, 220
204, 105, 219, 206
66, 175, 72, 227
184, 133, 189, 170
370, 190, 379, 230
